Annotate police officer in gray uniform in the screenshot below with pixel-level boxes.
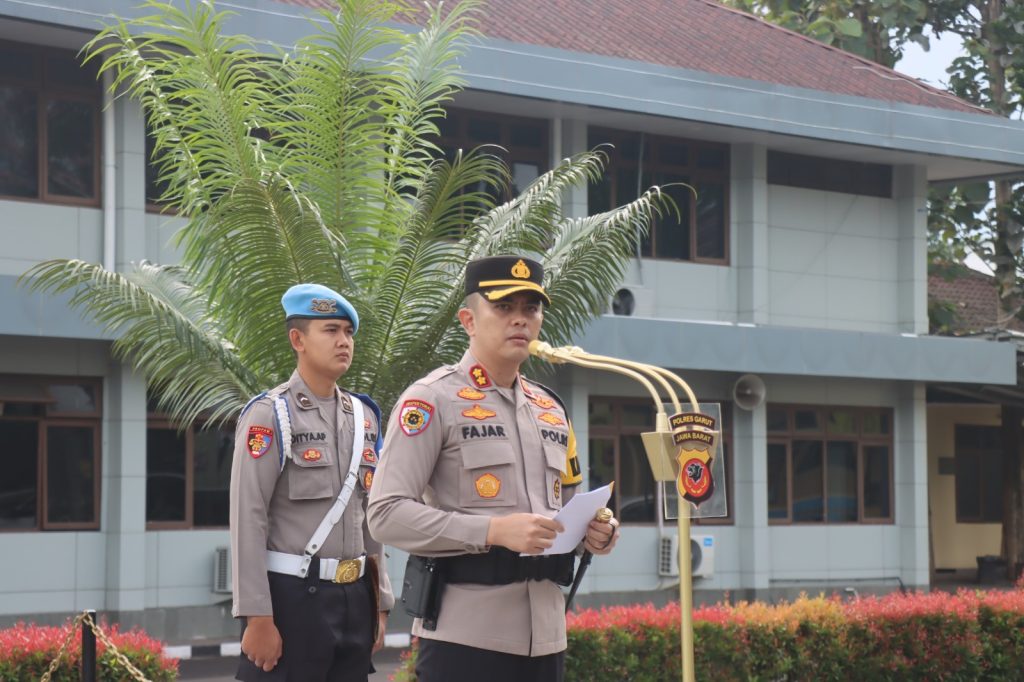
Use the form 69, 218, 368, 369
230, 283, 394, 682
367, 256, 620, 682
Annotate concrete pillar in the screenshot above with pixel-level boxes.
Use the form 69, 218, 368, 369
896, 382, 929, 588
733, 401, 770, 595
557, 117, 589, 220
114, 97, 147, 271
732, 144, 768, 324
894, 165, 929, 335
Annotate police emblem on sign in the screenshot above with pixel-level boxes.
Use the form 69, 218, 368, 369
670, 412, 719, 506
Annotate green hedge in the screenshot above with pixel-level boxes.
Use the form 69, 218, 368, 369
394, 587, 1024, 681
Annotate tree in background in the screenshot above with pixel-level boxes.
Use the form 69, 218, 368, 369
25, 0, 671, 424
727, 0, 1024, 580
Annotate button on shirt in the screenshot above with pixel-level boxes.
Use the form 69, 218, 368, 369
230, 370, 394, 617
367, 352, 580, 656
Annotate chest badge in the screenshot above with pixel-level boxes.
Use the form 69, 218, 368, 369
362, 469, 374, 492
302, 449, 322, 462
458, 386, 486, 401
361, 447, 378, 464
538, 412, 565, 426
247, 426, 273, 459
531, 396, 556, 409
462, 405, 496, 421
475, 473, 501, 499
399, 399, 435, 436
469, 364, 492, 388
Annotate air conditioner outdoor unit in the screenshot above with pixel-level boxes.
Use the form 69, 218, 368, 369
213, 546, 232, 594
658, 534, 715, 579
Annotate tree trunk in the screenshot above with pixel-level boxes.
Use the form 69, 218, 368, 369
1001, 405, 1024, 581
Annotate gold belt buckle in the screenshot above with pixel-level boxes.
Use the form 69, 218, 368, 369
334, 558, 361, 584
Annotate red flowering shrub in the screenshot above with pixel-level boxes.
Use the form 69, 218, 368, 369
393, 587, 1024, 681
0, 619, 178, 681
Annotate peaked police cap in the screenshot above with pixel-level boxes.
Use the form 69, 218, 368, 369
465, 255, 550, 305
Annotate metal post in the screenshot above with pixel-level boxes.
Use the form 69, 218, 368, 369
678, 508, 695, 682
81, 610, 97, 682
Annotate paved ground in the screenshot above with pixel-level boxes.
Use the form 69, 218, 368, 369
176, 647, 407, 681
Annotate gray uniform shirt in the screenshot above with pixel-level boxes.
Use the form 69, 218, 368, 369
367, 351, 582, 656
230, 370, 395, 617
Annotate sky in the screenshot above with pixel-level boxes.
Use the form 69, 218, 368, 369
895, 31, 995, 275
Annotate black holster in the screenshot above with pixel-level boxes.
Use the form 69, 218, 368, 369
401, 554, 444, 631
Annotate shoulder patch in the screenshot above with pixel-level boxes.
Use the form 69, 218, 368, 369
400, 399, 435, 436
248, 426, 274, 459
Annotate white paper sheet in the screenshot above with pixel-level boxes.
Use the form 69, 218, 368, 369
535, 483, 613, 556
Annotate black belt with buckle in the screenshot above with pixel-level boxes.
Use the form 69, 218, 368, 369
441, 547, 575, 587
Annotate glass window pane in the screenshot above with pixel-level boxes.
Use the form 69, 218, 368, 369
467, 117, 500, 144
588, 171, 612, 215
794, 409, 820, 432
46, 54, 95, 89
658, 141, 688, 166
827, 410, 856, 435
589, 400, 613, 427
0, 46, 35, 81
695, 182, 725, 259
511, 162, 538, 197
655, 178, 691, 260
588, 438, 616, 513
145, 130, 172, 205
0, 421, 38, 529
46, 426, 95, 524
766, 407, 788, 432
47, 98, 96, 198
826, 441, 857, 522
863, 445, 891, 519
618, 434, 655, 523
510, 122, 544, 149
767, 442, 788, 520
193, 426, 233, 527
955, 449, 981, 521
862, 410, 891, 435
697, 147, 727, 170
146, 427, 186, 523
791, 440, 823, 522
0, 86, 39, 198
48, 383, 97, 414
621, 403, 654, 428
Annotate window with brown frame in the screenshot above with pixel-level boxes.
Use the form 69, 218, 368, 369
954, 424, 1002, 524
767, 151, 892, 199
588, 398, 732, 525
0, 376, 102, 531
766, 405, 893, 525
0, 41, 100, 205
436, 108, 550, 203
587, 127, 729, 263
146, 415, 235, 529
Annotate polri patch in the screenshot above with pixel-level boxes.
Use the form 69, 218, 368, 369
458, 386, 486, 401
469, 364, 492, 388
462, 405, 496, 421
248, 426, 273, 459
400, 399, 435, 436
302, 449, 322, 462
538, 412, 565, 426
475, 473, 501, 498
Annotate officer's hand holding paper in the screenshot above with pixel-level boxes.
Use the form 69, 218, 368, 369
525, 483, 614, 556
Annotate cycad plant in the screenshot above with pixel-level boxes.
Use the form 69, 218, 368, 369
25, 0, 672, 426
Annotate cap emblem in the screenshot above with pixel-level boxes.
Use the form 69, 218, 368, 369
511, 259, 531, 279
310, 298, 338, 314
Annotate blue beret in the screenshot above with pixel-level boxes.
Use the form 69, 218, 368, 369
281, 283, 359, 333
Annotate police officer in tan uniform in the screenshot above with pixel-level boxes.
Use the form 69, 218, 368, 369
367, 256, 620, 682
230, 283, 394, 682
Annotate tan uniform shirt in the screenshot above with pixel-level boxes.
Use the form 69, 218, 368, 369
367, 351, 582, 656
230, 370, 395, 617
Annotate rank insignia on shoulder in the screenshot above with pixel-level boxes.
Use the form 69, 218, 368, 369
531, 395, 556, 409
538, 412, 565, 426
341, 393, 353, 413
400, 399, 435, 436
553, 479, 561, 500
248, 426, 273, 459
362, 469, 374, 491
296, 393, 314, 409
458, 386, 486, 401
469, 364, 492, 388
302, 449, 322, 462
475, 473, 501, 498
462, 405, 496, 421
361, 447, 378, 464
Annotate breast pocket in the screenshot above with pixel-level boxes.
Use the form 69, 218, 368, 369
288, 454, 334, 500
542, 442, 567, 511
459, 442, 517, 507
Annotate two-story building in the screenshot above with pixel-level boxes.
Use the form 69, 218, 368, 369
0, 0, 1019, 644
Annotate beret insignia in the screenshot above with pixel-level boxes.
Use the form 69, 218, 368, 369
310, 298, 338, 314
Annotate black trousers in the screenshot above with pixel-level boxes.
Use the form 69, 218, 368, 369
236, 565, 375, 682
415, 638, 565, 682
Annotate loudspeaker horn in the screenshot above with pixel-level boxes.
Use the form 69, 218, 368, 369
732, 374, 766, 411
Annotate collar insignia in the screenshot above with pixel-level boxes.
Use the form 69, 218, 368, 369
462, 405, 497, 421
458, 386, 486, 401
341, 393, 353, 413
469, 364, 492, 388
296, 393, 314, 409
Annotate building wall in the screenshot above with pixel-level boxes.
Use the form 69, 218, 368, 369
928, 403, 1003, 569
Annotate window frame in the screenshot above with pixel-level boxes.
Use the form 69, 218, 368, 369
766, 404, 894, 526
145, 413, 234, 531
953, 424, 1002, 524
0, 375, 103, 533
0, 40, 101, 206
589, 396, 733, 525
587, 126, 731, 265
